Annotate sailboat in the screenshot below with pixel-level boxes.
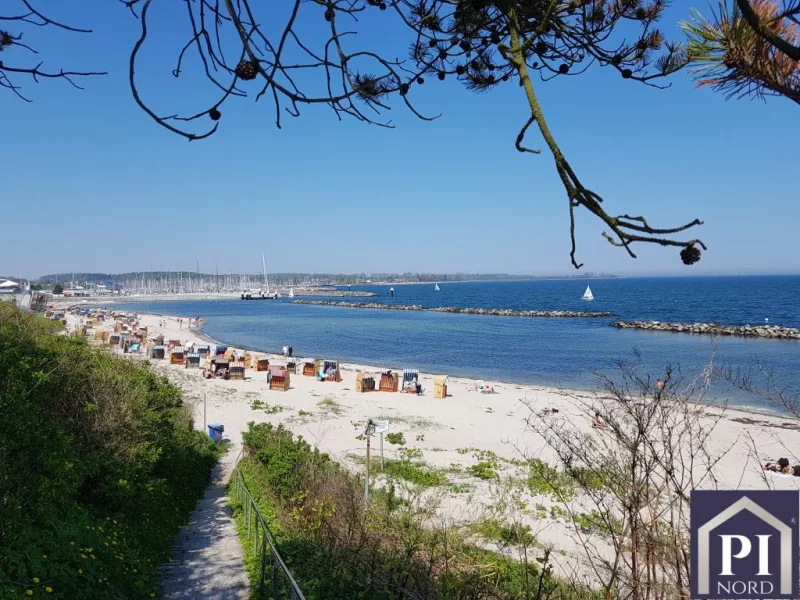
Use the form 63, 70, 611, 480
581, 285, 594, 301
240, 253, 280, 299
288, 288, 294, 298
434, 283, 440, 292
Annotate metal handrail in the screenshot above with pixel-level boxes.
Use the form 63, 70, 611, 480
232, 464, 306, 600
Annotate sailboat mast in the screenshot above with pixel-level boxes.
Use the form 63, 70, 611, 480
262, 252, 270, 294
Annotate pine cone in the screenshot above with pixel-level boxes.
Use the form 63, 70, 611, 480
680, 245, 701, 265
209, 108, 222, 121
235, 59, 259, 81
723, 46, 746, 69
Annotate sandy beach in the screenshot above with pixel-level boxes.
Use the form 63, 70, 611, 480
65, 309, 800, 579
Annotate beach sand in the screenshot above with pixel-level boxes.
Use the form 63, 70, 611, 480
67, 310, 800, 579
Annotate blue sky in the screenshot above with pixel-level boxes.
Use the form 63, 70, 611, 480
2, 1, 798, 279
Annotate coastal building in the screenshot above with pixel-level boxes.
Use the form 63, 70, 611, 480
63, 286, 90, 298
0, 279, 20, 295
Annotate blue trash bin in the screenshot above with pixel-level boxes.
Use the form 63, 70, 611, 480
208, 423, 224, 443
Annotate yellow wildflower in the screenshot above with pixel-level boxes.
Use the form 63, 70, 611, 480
33, 578, 40, 584
78, 569, 83, 575
90, 554, 96, 560
41, 555, 47, 559
25, 590, 33, 596
45, 587, 53, 593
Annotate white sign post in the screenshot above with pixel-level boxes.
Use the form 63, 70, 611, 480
363, 419, 390, 503
373, 420, 389, 471
364, 420, 374, 503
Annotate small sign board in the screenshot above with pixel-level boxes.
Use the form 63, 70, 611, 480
373, 419, 389, 434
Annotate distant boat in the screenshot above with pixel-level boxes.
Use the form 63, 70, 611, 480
288, 288, 294, 298
434, 283, 440, 292
241, 252, 279, 300
582, 285, 594, 301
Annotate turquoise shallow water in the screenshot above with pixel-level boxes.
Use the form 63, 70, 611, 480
109, 275, 800, 413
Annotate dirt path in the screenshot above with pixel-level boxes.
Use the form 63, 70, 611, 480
159, 445, 249, 600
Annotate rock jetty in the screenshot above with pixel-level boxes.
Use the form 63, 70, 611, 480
292, 290, 376, 297
611, 320, 800, 340
292, 300, 614, 318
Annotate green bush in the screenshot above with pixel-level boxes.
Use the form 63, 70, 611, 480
467, 460, 499, 480
385, 432, 406, 445
0, 304, 218, 599
242, 422, 331, 501
383, 459, 447, 488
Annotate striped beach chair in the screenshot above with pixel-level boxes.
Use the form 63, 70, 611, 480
402, 369, 421, 394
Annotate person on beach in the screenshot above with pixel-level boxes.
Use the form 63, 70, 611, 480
656, 378, 664, 390
763, 458, 794, 475
592, 412, 606, 430
288, 346, 293, 358
282, 345, 288, 357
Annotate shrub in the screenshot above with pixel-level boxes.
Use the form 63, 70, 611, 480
468, 460, 499, 480
385, 432, 406, 445
242, 422, 331, 501
0, 304, 218, 599
383, 459, 447, 488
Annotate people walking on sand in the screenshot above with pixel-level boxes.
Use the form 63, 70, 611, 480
282, 345, 288, 357
656, 378, 664, 390
592, 411, 606, 430
288, 346, 293, 358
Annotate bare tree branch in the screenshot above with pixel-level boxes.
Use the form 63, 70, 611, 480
0, 2, 105, 100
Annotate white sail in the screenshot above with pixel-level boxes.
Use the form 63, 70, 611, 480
582, 285, 594, 301
434, 283, 440, 292
289, 288, 294, 298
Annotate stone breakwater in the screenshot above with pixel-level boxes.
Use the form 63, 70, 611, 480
292, 300, 614, 318
611, 320, 800, 340
292, 290, 377, 297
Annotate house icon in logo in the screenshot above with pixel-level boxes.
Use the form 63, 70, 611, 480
692, 490, 799, 599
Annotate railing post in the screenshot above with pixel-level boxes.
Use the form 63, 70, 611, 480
247, 499, 251, 538
272, 549, 279, 599
260, 536, 267, 596
253, 518, 258, 556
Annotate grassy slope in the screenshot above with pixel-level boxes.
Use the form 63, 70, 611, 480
0, 305, 219, 599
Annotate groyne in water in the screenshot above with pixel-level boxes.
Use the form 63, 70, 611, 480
292, 300, 615, 318
295, 290, 377, 297
612, 320, 800, 340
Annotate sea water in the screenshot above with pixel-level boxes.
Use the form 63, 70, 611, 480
109, 275, 800, 413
